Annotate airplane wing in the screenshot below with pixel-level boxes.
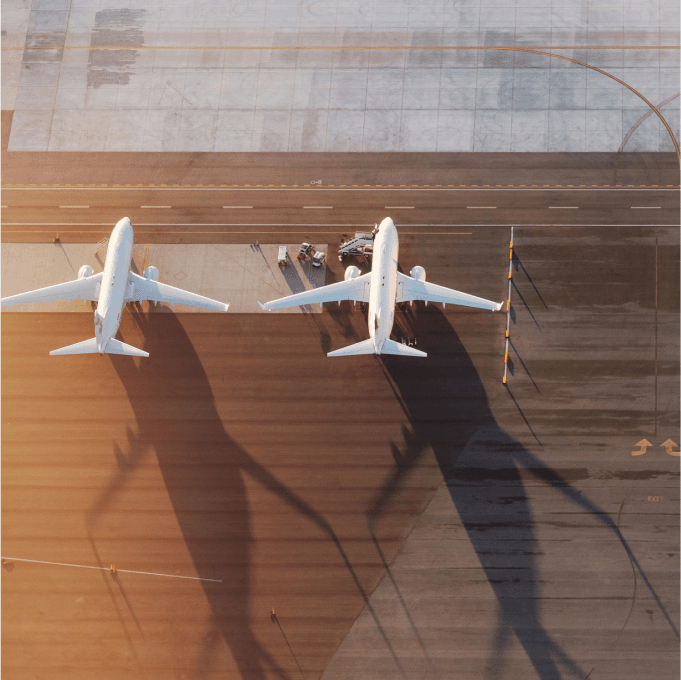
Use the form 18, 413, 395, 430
126, 272, 229, 311
1, 273, 103, 307
396, 272, 502, 311
259, 273, 371, 310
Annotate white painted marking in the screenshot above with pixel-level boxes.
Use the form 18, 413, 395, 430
385, 206, 415, 209
59, 205, 89, 208
223, 206, 253, 209
3, 222, 681, 231
631, 206, 661, 209
466, 206, 496, 209
303, 206, 333, 209
549, 206, 579, 209
1, 206, 7, 209
1, 556, 222, 582
141, 205, 171, 209
6, 188, 678, 192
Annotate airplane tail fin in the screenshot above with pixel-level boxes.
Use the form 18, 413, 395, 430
49, 337, 149, 357
327, 338, 377, 357
380, 338, 427, 357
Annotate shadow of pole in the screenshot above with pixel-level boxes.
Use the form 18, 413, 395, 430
513, 252, 549, 309
508, 338, 540, 392
511, 279, 541, 329
112, 572, 145, 638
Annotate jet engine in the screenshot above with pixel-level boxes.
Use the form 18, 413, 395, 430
344, 266, 361, 281
410, 266, 426, 281
78, 265, 94, 279
144, 266, 159, 281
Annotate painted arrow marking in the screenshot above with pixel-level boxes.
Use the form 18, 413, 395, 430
660, 439, 679, 456
632, 439, 653, 456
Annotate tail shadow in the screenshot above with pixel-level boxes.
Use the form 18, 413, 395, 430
371, 304, 677, 679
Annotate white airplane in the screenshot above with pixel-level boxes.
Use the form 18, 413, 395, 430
259, 217, 502, 357
1, 217, 230, 357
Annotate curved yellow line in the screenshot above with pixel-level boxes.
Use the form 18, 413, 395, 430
515, 48, 679, 161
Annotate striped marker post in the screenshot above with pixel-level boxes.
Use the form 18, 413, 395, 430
503, 227, 513, 384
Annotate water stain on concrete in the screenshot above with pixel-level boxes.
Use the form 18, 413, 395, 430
87, 8, 145, 89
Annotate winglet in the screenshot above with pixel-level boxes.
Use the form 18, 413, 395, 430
496, 301, 503, 311
223, 303, 230, 312
258, 301, 268, 311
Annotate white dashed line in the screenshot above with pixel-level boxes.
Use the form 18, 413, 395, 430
631, 206, 661, 209
59, 205, 89, 208
141, 205, 171, 209
549, 206, 579, 209
223, 206, 253, 209
466, 206, 496, 209
385, 206, 415, 209
303, 206, 333, 209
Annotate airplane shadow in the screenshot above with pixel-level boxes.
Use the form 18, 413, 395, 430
370, 304, 677, 679
89, 306, 401, 678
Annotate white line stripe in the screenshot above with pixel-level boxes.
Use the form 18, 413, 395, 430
59, 205, 89, 208
467, 206, 496, 209
5, 187, 678, 192
0, 222, 681, 235
631, 206, 661, 209
385, 206, 414, 209
141, 205, 171, 209
303, 206, 333, 208
549, 206, 579, 208
0, 206, 7, 208
223, 206, 253, 209
1, 556, 222, 582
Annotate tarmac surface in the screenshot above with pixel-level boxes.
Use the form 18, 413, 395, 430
2, 139, 680, 679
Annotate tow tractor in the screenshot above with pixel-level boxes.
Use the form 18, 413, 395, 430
297, 242, 314, 260
338, 224, 378, 260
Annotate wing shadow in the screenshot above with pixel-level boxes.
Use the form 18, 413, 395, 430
94, 306, 401, 678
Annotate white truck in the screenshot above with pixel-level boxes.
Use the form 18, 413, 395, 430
278, 246, 288, 267
312, 251, 326, 267
298, 243, 314, 260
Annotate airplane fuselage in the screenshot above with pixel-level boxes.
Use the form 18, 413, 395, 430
96, 217, 134, 353
367, 217, 399, 352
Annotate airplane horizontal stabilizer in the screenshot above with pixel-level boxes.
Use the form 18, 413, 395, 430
327, 338, 376, 357
50, 338, 100, 356
105, 338, 149, 357
380, 339, 427, 358
49, 337, 149, 357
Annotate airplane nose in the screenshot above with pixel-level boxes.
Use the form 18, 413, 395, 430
115, 216, 133, 232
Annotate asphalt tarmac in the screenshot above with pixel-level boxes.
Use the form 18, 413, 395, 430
2, 122, 679, 679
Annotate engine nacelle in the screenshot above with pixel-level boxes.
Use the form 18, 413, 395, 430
344, 266, 361, 281
78, 265, 94, 279
410, 266, 426, 282
144, 266, 159, 281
